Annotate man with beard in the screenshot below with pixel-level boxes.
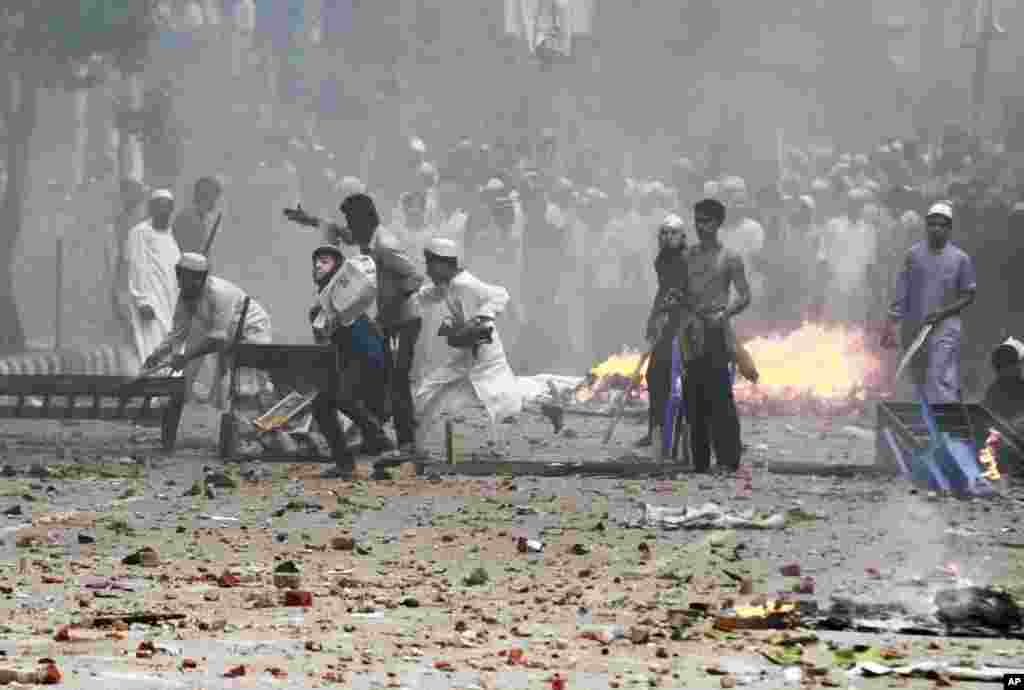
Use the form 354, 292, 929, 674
882, 202, 977, 404
124, 189, 181, 372
172, 176, 224, 401
414, 238, 522, 456
307, 243, 391, 478
679, 199, 751, 474
636, 214, 688, 448
142, 253, 272, 408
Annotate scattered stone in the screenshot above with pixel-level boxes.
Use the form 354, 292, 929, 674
76, 534, 95, 545
2, 505, 21, 516
331, 536, 355, 551
122, 547, 159, 567
26, 464, 51, 479
464, 568, 489, 586
0, 465, 16, 477
204, 471, 238, 489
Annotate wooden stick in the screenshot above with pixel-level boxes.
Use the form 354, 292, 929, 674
201, 212, 223, 257
602, 348, 653, 445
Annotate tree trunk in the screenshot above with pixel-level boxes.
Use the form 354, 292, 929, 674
116, 70, 144, 182
71, 76, 90, 189
0, 70, 39, 354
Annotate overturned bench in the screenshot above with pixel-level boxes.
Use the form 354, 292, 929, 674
220, 343, 338, 459
0, 375, 187, 451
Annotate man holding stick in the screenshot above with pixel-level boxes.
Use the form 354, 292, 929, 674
143, 253, 272, 409
882, 202, 977, 403
637, 214, 689, 448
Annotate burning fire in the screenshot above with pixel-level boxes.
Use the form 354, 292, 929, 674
575, 322, 888, 415
978, 429, 1002, 481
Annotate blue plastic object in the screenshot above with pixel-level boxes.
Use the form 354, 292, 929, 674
662, 337, 683, 455
909, 385, 984, 494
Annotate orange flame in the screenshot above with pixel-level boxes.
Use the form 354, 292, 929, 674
577, 322, 887, 413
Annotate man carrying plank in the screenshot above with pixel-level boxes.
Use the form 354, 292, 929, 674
882, 202, 977, 403
143, 253, 272, 409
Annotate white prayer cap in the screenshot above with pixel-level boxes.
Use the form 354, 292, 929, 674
848, 187, 872, 203
811, 178, 831, 193
418, 161, 437, 179
900, 210, 922, 227
721, 176, 746, 193
993, 337, 1024, 366
409, 136, 427, 154
338, 176, 365, 197
703, 180, 721, 197
150, 188, 174, 202
484, 178, 504, 192
424, 237, 458, 260
799, 194, 816, 210
660, 213, 685, 230
178, 252, 208, 272
926, 202, 954, 221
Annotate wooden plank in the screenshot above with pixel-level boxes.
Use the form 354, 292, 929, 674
878, 402, 924, 452
233, 344, 336, 373
0, 375, 185, 397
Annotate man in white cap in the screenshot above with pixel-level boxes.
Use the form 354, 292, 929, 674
882, 202, 977, 403
983, 337, 1024, 423
124, 189, 180, 372
414, 237, 522, 456
143, 253, 272, 408
637, 213, 689, 448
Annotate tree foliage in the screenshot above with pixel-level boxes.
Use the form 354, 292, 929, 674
1, 1, 159, 79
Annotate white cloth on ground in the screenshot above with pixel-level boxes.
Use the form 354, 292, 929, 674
126, 219, 181, 369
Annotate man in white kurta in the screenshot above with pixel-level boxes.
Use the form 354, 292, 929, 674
144, 253, 272, 409
125, 189, 181, 373
414, 238, 523, 454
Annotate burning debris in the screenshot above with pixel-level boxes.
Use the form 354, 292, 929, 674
573, 322, 887, 415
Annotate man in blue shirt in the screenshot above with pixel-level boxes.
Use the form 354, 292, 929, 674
883, 202, 977, 403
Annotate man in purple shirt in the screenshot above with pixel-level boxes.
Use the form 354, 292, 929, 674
882, 202, 977, 403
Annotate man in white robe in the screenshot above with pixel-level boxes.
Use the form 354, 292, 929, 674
143, 253, 272, 409
125, 189, 181, 373
414, 238, 523, 456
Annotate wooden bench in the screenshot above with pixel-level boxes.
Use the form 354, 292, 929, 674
220, 343, 339, 459
0, 374, 187, 451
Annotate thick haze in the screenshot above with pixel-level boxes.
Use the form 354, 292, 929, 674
4, 0, 1021, 353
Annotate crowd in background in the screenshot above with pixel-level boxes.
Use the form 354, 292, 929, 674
23, 0, 1024, 398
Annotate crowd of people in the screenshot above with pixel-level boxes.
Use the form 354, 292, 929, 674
84, 1, 1024, 473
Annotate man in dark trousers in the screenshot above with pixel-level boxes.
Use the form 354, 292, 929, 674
679, 198, 751, 474
307, 243, 391, 479
637, 214, 688, 448
327, 194, 425, 456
